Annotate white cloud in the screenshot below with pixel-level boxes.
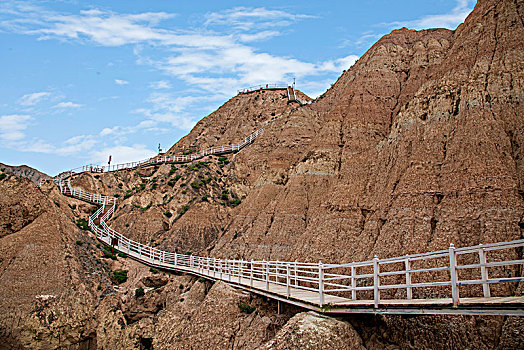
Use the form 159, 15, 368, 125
204, 7, 314, 30
385, 0, 474, 30
133, 92, 204, 130
18, 92, 51, 106
90, 144, 156, 165
53, 101, 82, 109
99, 120, 159, 137
238, 30, 281, 43
115, 79, 129, 85
149, 80, 171, 89
57, 135, 96, 155
0, 114, 32, 141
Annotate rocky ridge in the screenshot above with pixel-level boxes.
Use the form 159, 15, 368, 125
1, 0, 523, 348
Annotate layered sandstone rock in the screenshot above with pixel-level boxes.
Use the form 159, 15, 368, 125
1, 0, 523, 348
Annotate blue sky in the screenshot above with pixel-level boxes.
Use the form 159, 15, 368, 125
0, 0, 476, 175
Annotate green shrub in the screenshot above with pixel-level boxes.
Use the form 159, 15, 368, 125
75, 240, 83, 246
117, 252, 127, 258
114, 193, 120, 198
164, 211, 172, 218
238, 302, 255, 314
0, 173, 6, 180
97, 285, 102, 291
179, 298, 184, 302
181, 190, 187, 194
94, 175, 100, 179
221, 193, 229, 200
198, 277, 206, 283
179, 283, 184, 290
169, 165, 177, 174
96, 243, 101, 248
152, 183, 157, 190
167, 179, 175, 187
112, 270, 128, 284
218, 157, 227, 162
149, 267, 159, 274
191, 181, 200, 189
135, 286, 145, 298
174, 175, 182, 181
229, 199, 242, 206
139, 183, 146, 190
118, 183, 123, 188
179, 205, 190, 215
201, 195, 208, 201
124, 192, 132, 199
76, 218, 89, 230
180, 182, 186, 187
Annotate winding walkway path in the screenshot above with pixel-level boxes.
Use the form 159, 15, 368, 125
47, 120, 524, 316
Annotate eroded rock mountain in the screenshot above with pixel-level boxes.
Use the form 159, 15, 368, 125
1, 0, 523, 348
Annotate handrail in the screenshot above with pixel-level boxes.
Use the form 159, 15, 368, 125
238, 84, 287, 94
46, 122, 523, 311
56, 176, 524, 309
40, 121, 272, 184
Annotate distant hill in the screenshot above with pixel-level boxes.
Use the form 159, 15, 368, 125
0, 162, 51, 184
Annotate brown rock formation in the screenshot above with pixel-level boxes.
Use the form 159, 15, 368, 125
0, 163, 51, 185
1, 0, 523, 348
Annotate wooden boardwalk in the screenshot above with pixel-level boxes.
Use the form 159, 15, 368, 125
43, 121, 524, 317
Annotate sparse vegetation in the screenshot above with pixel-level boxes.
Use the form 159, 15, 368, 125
118, 252, 127, 258
164, 211, 172, 218
170, 164, 177, 174
201, 195, 208, 201
76, 218, 89, 230
198, 277, 206, 283
112, 270, 128, 284
75, 240, 83, 246
229, 199, 242, 206
135, 286, 145, 298
149, 267, 159, 274
238, 302, 255, 314
179, 205, 190, 215
191, 181, 201, 189
0, 173, 6, 180
179, 283, 184, 290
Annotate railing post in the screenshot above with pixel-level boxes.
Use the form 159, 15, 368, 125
319, 261, 324, 307
449, 243, 459, 306
175, 253, 178, 267
286, 263, 290, 298
294, 261, 298, 287
373, 256, 380, 308
405, 256, 412, 300
250, 260, 254, 287
265, 260, 269, 291
351, 264, 356, 301
478, 244, 491, 298
238, 261, 242, 283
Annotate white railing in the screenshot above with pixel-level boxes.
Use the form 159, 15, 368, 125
64, 179, 523, 308
47, 118, 523, 310
238, 84, 287, 94
44, 122, 270, 181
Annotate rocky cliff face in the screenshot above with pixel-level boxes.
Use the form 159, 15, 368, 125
1, 0, 523, 348
0, 163, 51, 184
